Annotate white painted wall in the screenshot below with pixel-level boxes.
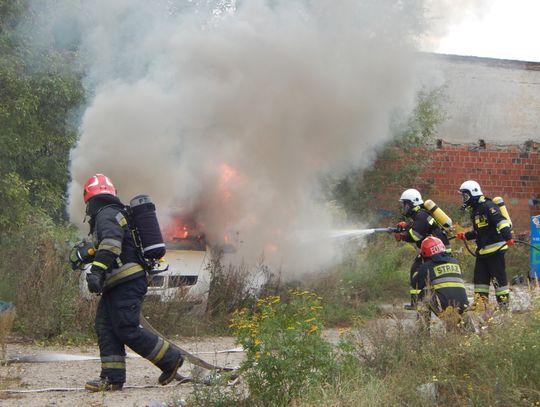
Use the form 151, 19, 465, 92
423, 54, 540, 144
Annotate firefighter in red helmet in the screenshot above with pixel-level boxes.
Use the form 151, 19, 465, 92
395, 189, 451, 309
455, 180, 513, 307
412, 236, 469, 317
80, 173, 183, 392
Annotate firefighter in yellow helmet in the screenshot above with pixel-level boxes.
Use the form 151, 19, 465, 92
395, 189, 451, 309
455, 180, 513, 307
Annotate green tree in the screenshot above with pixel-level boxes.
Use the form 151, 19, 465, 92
0, 0, 84, 236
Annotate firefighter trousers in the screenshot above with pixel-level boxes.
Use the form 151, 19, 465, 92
409, 255, 424, 305
95, 276, 182, 384
473, 251, 510, 305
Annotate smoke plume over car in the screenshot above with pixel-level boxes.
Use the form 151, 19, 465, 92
23, 0, 490, 273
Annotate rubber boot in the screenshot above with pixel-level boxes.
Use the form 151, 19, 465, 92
404, 294, 418, 310
85, 378, 123, 392
158, 355, 184, 385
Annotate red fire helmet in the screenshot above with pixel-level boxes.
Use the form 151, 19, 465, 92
420, 236, 446, 258
83, 173, 116, 203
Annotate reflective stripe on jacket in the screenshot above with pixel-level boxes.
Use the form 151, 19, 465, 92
403, 207, 450, 250
411, 255, 468, 311
92, 206, 146, 290
465, 197, 512, 256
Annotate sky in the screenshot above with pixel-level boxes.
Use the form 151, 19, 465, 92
431, 0, 540, 62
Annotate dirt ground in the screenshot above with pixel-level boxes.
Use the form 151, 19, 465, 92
0, 336, 243, 407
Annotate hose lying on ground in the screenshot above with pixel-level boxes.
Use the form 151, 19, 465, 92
139, 315, 237, 372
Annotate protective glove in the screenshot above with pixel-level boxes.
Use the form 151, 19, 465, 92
455, 232, 467, 241
69, 240, 96, 271
506, 239, 514, 247
86, 271, 105, 294
394, 233, 403, 242
396, 221, 408, 231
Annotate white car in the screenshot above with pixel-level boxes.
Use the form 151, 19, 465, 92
79, 240, 211, 306
146, 242, 210, 304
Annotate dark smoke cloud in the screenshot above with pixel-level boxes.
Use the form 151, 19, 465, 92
24, 0, 488, 273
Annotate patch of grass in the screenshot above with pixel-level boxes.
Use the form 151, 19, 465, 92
310, 235, 410, 326
296, 296, 540, 406
142, 289, 214, 337
0, 216, 95, 342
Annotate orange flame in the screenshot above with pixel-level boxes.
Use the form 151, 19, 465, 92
163, 216, 199, 242
218, 163, 241, 203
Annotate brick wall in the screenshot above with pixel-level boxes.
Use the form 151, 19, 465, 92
415, 140, 540, 234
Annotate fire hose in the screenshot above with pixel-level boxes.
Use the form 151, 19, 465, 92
374, 226, 540, 256
457, 238, 540, 258
139, 315, 237, 374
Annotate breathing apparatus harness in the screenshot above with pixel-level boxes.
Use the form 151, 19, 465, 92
71, 195, 168, 274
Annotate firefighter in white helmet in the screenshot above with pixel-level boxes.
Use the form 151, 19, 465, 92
455, 180, 513, 307
395, 188, 451, 309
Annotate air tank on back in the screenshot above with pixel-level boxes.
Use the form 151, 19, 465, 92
493, 196, 513, 228
129, 195, 166, 261
423, 199, 453, 230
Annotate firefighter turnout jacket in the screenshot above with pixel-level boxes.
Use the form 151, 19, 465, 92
402, 207, 450, 250
411, 254, 469, 314
88, 196, 145, 290
464, 196, 512, 256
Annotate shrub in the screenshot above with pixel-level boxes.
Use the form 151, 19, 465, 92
230, 290, 335, 406
0, 215, 94, 341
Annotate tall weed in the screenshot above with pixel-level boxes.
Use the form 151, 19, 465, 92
230, 290, 335, 406
296, 298, 540, 406
0, 214, 94, 340
313, 235, 410, 325
142, 289, 212, 337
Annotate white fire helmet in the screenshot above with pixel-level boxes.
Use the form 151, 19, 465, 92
399, 189, 423, 205
459, 180, 483, 206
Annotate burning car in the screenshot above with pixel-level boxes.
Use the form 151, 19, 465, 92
145, 215, 211, 304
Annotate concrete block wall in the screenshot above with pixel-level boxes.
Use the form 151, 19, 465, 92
416, 140, 540, 234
